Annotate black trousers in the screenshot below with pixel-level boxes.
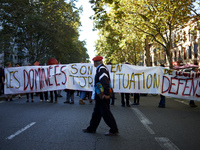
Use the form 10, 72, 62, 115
134, 93, 140, 104
40, 91, 48, 100
26, 93, 33, 100
121, 93, 130, 105
87, 99, 118, 133
50, 91, 57, 102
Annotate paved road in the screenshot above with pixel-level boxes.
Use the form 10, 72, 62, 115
0, 92, 200, 150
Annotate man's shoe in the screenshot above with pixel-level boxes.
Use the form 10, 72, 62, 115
79, 100, 85, 105
64, 101, 70, 104
121, 104, 125, 107
70, 101, 74, 104
105, 131, 119, 136
82, 128, 95, 133
127, 104, 131, 107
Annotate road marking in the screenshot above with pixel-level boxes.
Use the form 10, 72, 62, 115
155, 137, 180, 150
0, 101, 4, 104
174, 99, 188, 105
6, 122, 36, 140
132, 108, 155, 134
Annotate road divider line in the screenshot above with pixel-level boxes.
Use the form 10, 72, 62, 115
155, 137, 180, 150
174, 99, 188, 105
6, 122, 36, 140
132, 108, 155, 134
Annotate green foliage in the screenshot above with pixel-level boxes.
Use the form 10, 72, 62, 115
0, 0, 89, 65
90, 0, 197, 68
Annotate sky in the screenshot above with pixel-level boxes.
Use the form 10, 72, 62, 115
75, 1, 99, 62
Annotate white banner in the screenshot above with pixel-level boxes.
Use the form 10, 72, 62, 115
4, 63, 200, 101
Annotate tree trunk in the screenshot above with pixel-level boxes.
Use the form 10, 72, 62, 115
166, 42, 173, 69
145, 37, 151, 66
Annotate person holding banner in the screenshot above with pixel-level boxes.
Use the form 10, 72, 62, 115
121, 93, 130, 107
47, 58, 58, 103
2, 62, 13, 101
64, 89, 75, 104
189, 67, 198, 107
158, 64, 166, 108
82, 56, 118, 136
132, 93, 140, 105
121, 62, 131, 107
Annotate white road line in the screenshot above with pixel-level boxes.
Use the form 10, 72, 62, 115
174, 99, 188, 105
132, 108, 155, 134
0, 101, 4, 104
155, 137, 180, 150
6, 122, 36, 140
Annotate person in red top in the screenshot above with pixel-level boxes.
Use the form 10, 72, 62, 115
82, 56, 118, 136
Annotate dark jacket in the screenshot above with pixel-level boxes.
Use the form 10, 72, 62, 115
95, 64, 110, 99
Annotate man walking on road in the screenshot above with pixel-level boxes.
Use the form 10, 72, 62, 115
82, 56, 118, 136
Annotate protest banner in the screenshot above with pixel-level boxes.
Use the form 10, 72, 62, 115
4, 63, 200, 101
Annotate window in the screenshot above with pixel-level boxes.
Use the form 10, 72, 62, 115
189, 29, 191, 41
188, 46, 191, 59
194, 43, 198, 58
174, 50, 177, 61
194, 26, 197, 40
183, 47, 186, 60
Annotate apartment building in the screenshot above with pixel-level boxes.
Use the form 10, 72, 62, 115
147, 18, 200, 67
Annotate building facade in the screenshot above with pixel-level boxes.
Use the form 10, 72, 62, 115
146, 18, 200, 67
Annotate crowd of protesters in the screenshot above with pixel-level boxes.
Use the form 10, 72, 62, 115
0, 61, 198, 108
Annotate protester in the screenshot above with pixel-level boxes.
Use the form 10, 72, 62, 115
132, 93, 140, 105
2, 62, 12, 101
158, 64, 166, 108
79, 91, 86, 104
121, 62, 131, 107
57, 90, 63, 97
15, 63, 21, 99
40, 91, 49, 102
82, 56, 118, 136
189, 67, 198, 107
121, 93, 130, 107
47, 58, 59, 103
0, 67, 3, 96
64, 89, 75, 104
26, 93, 34, 103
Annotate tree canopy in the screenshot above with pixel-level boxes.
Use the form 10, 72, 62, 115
0, 0, 89, 65
90, 0, 198, 68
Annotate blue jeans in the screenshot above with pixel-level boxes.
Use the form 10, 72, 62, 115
80, 91, 86, 99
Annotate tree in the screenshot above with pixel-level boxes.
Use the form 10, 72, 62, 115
0, 0, 89, 65
90, 0, 196, 68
